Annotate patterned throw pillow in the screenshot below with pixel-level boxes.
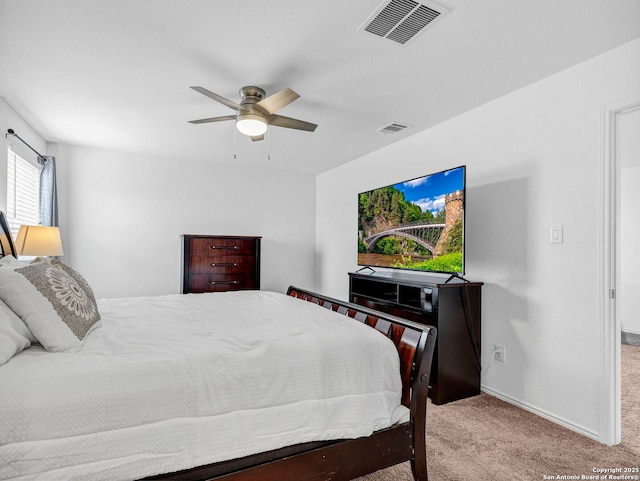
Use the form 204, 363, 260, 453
49, 259, 98, 304
0, 262, 101, 352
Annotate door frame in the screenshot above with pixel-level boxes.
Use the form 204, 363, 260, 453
599, 93, 640, 445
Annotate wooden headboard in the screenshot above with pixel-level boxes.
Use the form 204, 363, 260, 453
0, 211, 17, 258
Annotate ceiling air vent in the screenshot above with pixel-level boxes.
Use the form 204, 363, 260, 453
358, 0, 449, 46
378, 122, 411, 135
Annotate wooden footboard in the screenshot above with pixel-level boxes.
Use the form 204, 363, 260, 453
287, 286, 437, 481
144, 286, 437, 481
287, 286, 436, 410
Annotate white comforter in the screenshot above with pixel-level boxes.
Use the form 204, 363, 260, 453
0, 290, 407, 481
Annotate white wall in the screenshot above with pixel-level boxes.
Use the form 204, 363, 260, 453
316, 38, 640, 439
619, 107, 640, 335
54, 144, 317, 298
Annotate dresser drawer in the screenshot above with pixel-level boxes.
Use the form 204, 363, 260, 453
189, 237, 256, 256
188, 255, 256, 274
188, 273, 258, 293
181, 235, 261, 294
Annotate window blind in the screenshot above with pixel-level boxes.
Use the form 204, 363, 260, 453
6, 147, 40, 239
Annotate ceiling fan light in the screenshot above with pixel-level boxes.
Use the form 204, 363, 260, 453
236, 114, 267, 136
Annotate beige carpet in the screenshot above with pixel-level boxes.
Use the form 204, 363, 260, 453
358, 344, 640, 481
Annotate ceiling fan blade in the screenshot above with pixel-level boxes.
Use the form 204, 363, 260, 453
188, 115, 236, 124
250, 134, 265, 142
268, 114, 317, 132
254, 88, 300, 116
190, 86, 246, 111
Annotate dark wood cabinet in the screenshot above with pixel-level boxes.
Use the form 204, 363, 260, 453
181, 235, 261, 293
349, 271, 482, 405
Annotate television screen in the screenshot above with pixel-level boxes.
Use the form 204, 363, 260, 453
357, 165, 466, 274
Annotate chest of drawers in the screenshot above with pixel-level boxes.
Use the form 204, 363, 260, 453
181, 235, 261, 293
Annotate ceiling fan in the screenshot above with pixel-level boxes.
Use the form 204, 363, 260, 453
188, 86, 317, 142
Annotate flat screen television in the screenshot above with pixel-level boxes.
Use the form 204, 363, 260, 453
357, 165, 466, 275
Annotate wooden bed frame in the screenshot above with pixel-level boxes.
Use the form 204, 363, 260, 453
144, 286, 437, 481
0, 212, 436, 481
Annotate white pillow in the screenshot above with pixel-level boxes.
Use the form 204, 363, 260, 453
0, 262, 101, 352
0, 299, 33, 365
0, 255, 30, 269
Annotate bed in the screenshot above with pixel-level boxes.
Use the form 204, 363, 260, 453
0, 212, 436, 481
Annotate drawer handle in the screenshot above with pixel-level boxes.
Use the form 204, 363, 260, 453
211, 280, 239, 285
211, 246, 239, 250
210, 263, 238, 267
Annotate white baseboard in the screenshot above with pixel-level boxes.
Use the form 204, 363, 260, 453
622, 328, 640, 336
480, 386, 600, 442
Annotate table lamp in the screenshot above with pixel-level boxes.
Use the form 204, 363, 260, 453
15, 225, 64, 257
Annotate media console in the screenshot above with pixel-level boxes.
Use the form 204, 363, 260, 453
349, 271, 482, 405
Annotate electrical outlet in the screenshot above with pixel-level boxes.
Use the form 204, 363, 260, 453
495, 344, 505, 363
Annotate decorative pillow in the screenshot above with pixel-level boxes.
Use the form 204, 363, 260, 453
32, 257, 99, 308
0, 262, 101, 352
0, 299, 33, 365
49, 259, 99, 303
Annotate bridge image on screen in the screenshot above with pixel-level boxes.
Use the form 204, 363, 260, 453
357, 166, 465, 274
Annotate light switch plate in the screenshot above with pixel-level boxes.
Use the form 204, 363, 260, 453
550, 225, 563, 244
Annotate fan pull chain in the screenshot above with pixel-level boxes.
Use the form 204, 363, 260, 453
233, 123, 237, 160
267, 128, 271, 161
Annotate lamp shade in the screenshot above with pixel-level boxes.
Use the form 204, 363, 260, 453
15, 225, 64, 256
